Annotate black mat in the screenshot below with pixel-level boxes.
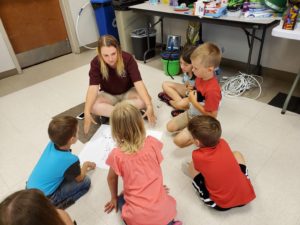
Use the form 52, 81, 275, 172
268, 92, 300, 114
54, 103, 100, 143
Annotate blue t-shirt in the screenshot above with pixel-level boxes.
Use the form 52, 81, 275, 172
27, 142, 79, 196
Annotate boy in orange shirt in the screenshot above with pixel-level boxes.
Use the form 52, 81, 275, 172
167, 42, 222, 148
184, 115, 256, 210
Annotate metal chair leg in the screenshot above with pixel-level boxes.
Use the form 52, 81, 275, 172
281, 69, 300, 114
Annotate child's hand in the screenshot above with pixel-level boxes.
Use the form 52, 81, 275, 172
163, 185, 170, 194
87, 162, 96, 170
188, 90, 197, 103
83, 161, 96, 171
185, 81, 193, 91
104, 198, 117, 213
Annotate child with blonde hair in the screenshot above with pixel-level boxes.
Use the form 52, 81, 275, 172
167, 42, 222, 148
104, 102, 181, 225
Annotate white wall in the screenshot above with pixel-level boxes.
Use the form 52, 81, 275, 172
60, 0, 99, 52
163, 18, 300, 74
0, 19, 21, 75
0, 32, 15, 73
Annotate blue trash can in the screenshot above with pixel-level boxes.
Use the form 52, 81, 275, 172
90, 0, 119, 40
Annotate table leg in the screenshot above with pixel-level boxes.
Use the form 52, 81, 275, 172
247, 28, 256, 74
256, 26, 267, 75
281, 69, 300, 114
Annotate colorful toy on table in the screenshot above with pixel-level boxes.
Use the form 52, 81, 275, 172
194, 0, 227, 17
282, 4, 299, 30
243, 2, 275, 17
174, 3, 190, 11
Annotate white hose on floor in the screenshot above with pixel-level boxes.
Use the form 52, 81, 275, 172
221, 72, 263, 100
76, 1, 97, 50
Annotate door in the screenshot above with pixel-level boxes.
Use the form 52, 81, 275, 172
0, 0, 71, 68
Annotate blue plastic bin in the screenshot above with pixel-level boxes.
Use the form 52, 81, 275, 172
90, 0, 119, 40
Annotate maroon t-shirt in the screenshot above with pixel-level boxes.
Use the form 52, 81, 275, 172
89, 51, 142, 95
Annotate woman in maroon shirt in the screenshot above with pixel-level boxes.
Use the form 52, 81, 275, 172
84, 35, 156, 134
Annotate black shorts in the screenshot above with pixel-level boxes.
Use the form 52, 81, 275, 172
192, 164, 248, 211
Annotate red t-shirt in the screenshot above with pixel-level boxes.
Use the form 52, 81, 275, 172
89, 51, 142, 95
106, 136, 177, 225
192, 139, 256, 208
195, 76, 221, 112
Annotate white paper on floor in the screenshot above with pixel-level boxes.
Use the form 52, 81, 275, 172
78, 124, 163, 169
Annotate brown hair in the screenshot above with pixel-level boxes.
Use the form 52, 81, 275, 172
97, 35, 125, 80
190, 42, 221, 68
110, 102, 145, 154
188, 115, 221, 147
181, 45, 196, 64
0, 189, 66, 225
48, 116, 78, 147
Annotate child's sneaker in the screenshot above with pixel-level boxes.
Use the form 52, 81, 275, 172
100, 116, 109, 125
171, 109, 185, 117
57, 199, 75, 209
140, 109, 148, 120
158, 92, 172, 106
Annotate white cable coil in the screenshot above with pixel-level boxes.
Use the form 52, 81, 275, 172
221, 72, 263, 99
76, 2, 97, 50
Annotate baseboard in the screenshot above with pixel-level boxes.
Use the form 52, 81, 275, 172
0, 68, 19, 80
79, 42, 98, 53
221, 58, 296, 83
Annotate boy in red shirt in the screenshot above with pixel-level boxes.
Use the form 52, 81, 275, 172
166, 42, 222, 148
184, 115, 256, 210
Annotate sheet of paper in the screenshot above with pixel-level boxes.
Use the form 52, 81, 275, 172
79, 125, 163, 169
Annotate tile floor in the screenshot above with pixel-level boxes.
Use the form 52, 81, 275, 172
0, 51, 300, 225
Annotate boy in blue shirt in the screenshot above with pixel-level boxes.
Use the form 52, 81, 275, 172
27, 116, 96, 209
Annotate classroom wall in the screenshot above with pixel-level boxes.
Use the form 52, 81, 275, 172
0, 32, 15, 73
1, 2, 299, 75
0, 19, 19, 76
59, 0, 99, 52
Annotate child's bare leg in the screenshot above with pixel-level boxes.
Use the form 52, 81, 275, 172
174, 128, 193, 148
233, 151, 246, 165
162, 81, 186, 101
170, 97, 190, 110
189, 161, 199, 178
167, 112, 188, 132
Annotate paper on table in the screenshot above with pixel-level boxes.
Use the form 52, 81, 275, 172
78, 125, 163, 169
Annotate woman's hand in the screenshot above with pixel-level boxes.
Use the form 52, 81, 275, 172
144, 104, 156, 126
83, 112, 97, 135
104, 198, 118, 213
